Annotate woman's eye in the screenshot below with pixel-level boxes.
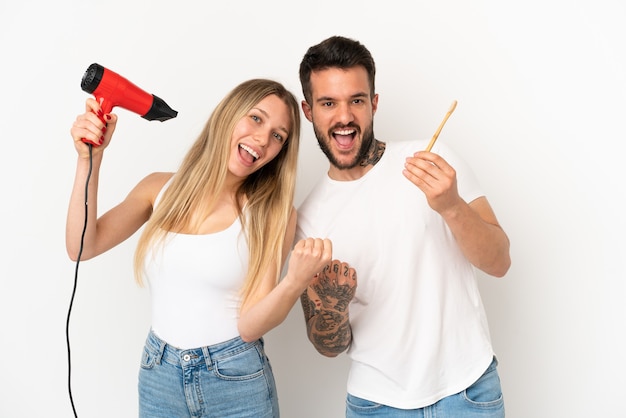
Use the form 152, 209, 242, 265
251, 115, 261, 122
273, 132, 284, 143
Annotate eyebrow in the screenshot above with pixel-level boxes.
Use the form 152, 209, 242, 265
315, 91, 369, 103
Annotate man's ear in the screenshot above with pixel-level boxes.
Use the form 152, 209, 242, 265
372, 93, 379, 115
301, 100, 313, 122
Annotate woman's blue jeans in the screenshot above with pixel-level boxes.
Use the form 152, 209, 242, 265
346, 357, 504, 417
138, 330, 279, 418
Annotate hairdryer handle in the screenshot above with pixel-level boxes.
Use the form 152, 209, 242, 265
80, 106, 108, 147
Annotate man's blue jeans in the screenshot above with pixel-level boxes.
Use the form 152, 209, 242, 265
346, 357, 504, 417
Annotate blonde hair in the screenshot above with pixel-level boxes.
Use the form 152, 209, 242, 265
133, 79, 301, 308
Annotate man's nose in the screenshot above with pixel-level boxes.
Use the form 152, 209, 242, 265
335, 103, 355, 124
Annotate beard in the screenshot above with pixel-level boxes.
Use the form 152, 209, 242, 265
313, 122, 375, 170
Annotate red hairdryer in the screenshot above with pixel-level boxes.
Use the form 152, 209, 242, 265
80, 63, 178, 146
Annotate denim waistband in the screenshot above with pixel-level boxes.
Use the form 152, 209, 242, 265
145, 329, 264, 368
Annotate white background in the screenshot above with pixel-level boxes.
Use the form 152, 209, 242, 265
1, 1, 624, 417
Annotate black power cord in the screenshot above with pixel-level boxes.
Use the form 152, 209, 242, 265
66, 143, 93, 418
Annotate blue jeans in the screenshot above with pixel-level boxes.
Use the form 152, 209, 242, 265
346, 357, 504, 417
138, 330, 279, 418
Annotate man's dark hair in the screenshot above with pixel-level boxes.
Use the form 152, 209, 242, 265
299, 36, 376, 104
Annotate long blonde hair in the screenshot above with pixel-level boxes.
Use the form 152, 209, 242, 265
133, 79, 301, 308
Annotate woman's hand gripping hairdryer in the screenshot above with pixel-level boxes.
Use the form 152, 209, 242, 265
80, 63, 178, 146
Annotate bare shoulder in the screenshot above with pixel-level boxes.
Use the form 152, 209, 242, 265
128, 172, 175, 205
141, 171, 175, 188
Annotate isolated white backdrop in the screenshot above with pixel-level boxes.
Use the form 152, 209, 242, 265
1, 1, 624, 417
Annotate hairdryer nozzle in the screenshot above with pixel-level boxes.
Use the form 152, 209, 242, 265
145, 95, 178, 121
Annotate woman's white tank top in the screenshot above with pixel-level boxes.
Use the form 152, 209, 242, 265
144, 179, 248, 349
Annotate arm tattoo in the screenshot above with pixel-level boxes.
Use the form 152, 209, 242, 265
300, 266, 356, 356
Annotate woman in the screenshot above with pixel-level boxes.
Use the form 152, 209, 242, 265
66, 79, 332, 417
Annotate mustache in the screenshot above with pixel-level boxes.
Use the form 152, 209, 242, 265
330, 122, 359, 132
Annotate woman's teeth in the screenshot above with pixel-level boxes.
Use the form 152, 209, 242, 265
239, 144, 259, 161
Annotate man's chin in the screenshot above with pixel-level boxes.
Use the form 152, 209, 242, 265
331, 155, 361, 170
318, 141, 360, 169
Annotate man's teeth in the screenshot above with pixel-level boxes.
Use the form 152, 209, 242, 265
335, 129, 354, 135
240, 144, 259, 160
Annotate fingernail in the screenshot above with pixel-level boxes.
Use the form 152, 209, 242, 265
105, 114, 111, 120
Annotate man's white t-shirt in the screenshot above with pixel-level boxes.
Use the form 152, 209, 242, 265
296, 139, 495, 409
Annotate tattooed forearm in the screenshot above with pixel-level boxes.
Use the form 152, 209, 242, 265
310, 317, 352, 356
312, 309, 345, 333
299, 266, 356, 357
301, 291, 316, 322
311, 266, 355, 313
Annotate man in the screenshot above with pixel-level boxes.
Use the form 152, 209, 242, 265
296, 35, 511, 417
